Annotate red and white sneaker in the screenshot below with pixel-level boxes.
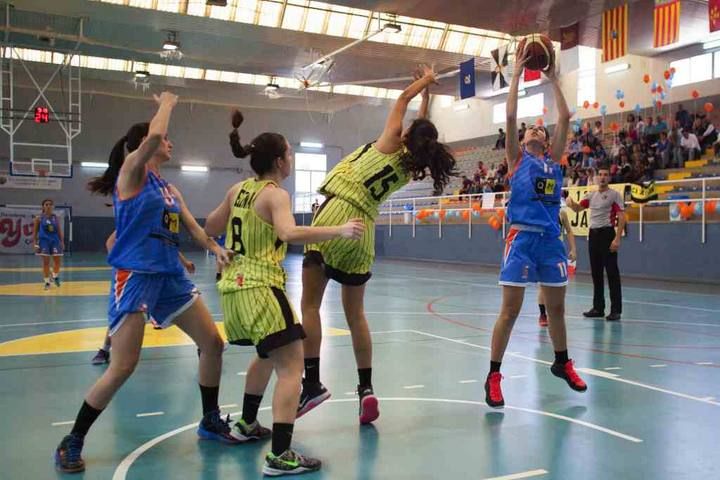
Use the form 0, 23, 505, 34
358, 385, 379, 424
484, 372, 504, 408
538, 313, 549, 327
551, 360, 587, 392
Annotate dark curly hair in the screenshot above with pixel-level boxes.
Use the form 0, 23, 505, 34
399, 118, 457, 195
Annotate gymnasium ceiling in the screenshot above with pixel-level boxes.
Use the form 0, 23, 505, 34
1, 0, 714, 112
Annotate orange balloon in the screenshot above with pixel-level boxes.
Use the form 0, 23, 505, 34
472, 203, 481, 212
535, 118, 544, 126
593, 102, 599, 109
462, 210, 470, 221
619, 101, 625, 108
663, 70, 670, 80
680, 203, 694, 220
656, 85, 663, 93
439, 210, 447, 221
705, 102, 714, 113
705, 200, 717, 214
643, 74, 650, 84
495, 208, 505, 220
692, 90, 700, 99
488, 216, 501, 230
543, 106, 548, 115
583, 100, 590, 109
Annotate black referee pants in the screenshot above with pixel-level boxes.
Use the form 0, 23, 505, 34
588, 227, 622, 315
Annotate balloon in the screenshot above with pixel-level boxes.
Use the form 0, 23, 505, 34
439, 210, 447, 221
619, 101, 625, 108
665, 78, 672, 89
404, 203, 413, 211
669, 204, 679, 217
495, 208, 505, 221
656, 85, 663, 93
651, 81, 658, 90
660, 91, 666, 100
572, 123, 581, 133
670, 67, 676, 75
680, 203, 694, 220
472, 210, 480, 218
651, 86, 657, 94
600, 105, 608, 115
471, 203, 481, 212
692, 90, 700, 99
694, 202, 703, 217
706, 201, 717, 214
705, 102, 714, 113
615, 89, 623, 100
488, 215, 501, 230
543, 106, 548, 115
583, 100, 590, 109
462, 210, 470, 221
610, 122, 620, 132
535, 118, 544, 126
593, 102, 599, 109
635, 103, 642, 114
643, 74, 651, 83
656, 100, 662, 109
663, 70, 670, 80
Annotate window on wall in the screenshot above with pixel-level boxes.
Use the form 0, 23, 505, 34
670, 53, 713, 87
576, 46, 597, 107
294, 152, 327, 213
716, 51, 720, 78
492, 93, 545, 124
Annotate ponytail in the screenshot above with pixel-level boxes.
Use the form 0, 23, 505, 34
227, 110, 287, 176
88, 122, 149, 196
400, 119, 457, 196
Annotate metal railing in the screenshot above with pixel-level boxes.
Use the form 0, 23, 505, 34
379, 175, 720, 244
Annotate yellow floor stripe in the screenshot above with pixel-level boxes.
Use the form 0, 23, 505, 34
0, 266, 111, 273
0, 281, 109, 296
0, 322, 350, 357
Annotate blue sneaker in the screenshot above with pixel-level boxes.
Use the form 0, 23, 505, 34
54, 433, 85, 473
197, 410, 241, 444
53, 276, 61, 287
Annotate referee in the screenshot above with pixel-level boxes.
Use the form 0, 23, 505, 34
567, 166, 626, 321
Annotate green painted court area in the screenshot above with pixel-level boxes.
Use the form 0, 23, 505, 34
1, 253, 719, 479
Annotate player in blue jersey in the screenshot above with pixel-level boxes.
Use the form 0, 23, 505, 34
484, 40, 587, 409
54, 92, 239, 474
32, 198, 64, 289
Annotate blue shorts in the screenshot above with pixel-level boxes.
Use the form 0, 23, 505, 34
37, 237, 63, 256
108, 269, 199, 335
499, 228, 568, 287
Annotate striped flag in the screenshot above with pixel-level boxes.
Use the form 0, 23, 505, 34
654, 0, 681, 48
602, 4, 628, 62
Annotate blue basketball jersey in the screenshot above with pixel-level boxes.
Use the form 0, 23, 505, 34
108, 170, 183, 274
38, 214, 60, 241
506, 150, 563, 237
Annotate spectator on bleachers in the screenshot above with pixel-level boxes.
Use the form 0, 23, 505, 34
670, 122, 684, 168
460, 175, 473, 195
494, 128, 506, 150
676, 104, 691, 130
593, 121, 603, 137
699, 117, 717, 152
483, 178, 495, 193
568, 169, 581, 187
655, 131, 671, 169
626, 114, 638, 142
680, 129, 701, 162
475, 160, 488, 180
636, 116, 647, 137
496, 158, 508, 181
587, 168, 596, 186
518, 122, 527, 142
655, 116, 668, 133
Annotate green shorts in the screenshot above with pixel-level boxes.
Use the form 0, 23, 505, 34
221, 286, 305, 358
304, 197, 375, 285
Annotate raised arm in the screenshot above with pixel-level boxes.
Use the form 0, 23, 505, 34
205, 183, 242, 237
546, 62, 571, 164
375, 65, 437, 154
116, 92, 178, 198
506, 40, 529, 172
415, 71, 431, 120
264, 188, 363, 244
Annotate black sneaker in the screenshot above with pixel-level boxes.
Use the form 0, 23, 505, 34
91, 349, 110, 365
296, 381, 331, 419
583, 309, 605, 318
54, 433, 85, 473
262, 449, 321, 476
357, 385, 379, 424
53, 276, 61, 287
606, 313, 621, 322
197, 409, 241, 444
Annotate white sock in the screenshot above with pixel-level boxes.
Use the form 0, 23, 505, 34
44, 277, 50, 284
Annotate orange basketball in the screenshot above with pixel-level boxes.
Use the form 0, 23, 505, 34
523, 34, 554, 72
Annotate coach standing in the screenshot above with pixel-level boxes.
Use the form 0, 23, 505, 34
567, 166, 626, 321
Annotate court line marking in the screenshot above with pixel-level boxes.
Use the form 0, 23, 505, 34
371, 330, 720, 407
51, 420, 74, 427
136, 412, 164, 418
382, 274, 720, 313
403, 385, 425, 389
112, 397, 641, 480
696, 362, 714, 366
459, 379, 478, 384
483, 469, 549, 480
604, 367, 622, 371
219, 404, 237, 409
649, 364, 667, 368
509, 375, 528, 379
236, 372, 246, 376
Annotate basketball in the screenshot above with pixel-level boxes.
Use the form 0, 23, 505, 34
523, 33, 554, 72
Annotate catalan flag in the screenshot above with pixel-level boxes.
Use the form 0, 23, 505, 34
602, 4, 628, 62
654, 0, 681, 48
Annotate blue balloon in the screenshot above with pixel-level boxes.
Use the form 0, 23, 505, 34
660, 91, 667, 100
572, 123, 580, 133
651, 81, 658, 90
694, 202, 703, 217
404, 203, 413, 211
472, 211, 480, 218
615, 90, 622, 100
620, 91, 625, 99
432, 211, 439, 219
665, 79, 672, 89
600, 105, 608, 115
634, 103, 642, 114
670, 204, 679, 217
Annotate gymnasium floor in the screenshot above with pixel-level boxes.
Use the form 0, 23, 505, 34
1, 253, 719, 480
